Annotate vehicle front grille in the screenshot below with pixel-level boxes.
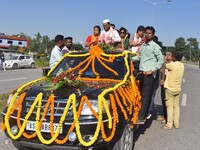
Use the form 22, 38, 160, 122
23, 97, 76, 117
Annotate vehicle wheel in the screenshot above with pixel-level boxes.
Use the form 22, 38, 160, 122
12, 63, 18, 69
31, 63, 35, 69
112, 123, 134, 150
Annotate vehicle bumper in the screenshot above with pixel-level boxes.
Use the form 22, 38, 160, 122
12, 140, 87, 150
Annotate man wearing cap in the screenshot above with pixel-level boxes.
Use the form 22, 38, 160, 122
100, 19, 121, 44
49, 35, 65, 68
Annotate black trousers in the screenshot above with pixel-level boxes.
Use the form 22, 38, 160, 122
161, 85, 167, 119
139, 75, 155, 120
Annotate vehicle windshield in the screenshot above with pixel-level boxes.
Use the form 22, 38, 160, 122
49, 54, 127, 79
8, 56, 19, 60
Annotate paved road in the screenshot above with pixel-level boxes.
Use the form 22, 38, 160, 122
0, 68, 43, 94
0, 64, 200, 150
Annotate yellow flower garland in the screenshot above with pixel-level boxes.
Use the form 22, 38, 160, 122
3, 47, 142, 147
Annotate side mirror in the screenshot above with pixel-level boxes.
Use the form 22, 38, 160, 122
42, 67, 50, 76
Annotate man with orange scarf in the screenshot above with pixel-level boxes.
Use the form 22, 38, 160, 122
100, 19, 121, 45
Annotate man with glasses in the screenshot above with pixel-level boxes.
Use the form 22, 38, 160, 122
100, 19, 121, 45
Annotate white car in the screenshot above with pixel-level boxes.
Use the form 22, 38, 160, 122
4, 55, 35, 69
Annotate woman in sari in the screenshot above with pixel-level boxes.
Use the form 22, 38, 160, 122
117, 27, 129, 51
84, 25, 101, 49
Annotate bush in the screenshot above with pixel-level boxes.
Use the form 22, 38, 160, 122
35, 58, 49, 68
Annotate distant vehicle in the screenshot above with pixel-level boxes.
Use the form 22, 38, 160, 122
4, 54, 35, 69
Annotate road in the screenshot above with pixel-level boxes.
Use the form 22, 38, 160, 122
0, 64, 200, 150
0, 68, 43, 94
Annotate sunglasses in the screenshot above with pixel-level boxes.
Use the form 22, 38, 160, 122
120, 32, 125, 34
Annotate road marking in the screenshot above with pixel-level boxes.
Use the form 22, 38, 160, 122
181, 94, 187, 106
183, 78, 186, 83
0, 78, 27, 82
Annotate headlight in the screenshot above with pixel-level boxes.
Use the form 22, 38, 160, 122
81, 100, 110, 115
11, 125, 18, 135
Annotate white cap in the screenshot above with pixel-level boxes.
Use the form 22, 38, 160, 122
103, 19, 110, 24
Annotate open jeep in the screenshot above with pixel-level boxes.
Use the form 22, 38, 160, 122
2, 46, 142, 150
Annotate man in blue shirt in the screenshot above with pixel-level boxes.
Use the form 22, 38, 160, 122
49, 35, 64, 68
132, 26, 164, 124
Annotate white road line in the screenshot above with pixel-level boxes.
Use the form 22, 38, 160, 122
181, 94, 187, 106
0, 78, 27, 82
183, 78, 186, 83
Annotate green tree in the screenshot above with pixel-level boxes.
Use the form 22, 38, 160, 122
72, 42, 85, 51
175, 37, 186, 51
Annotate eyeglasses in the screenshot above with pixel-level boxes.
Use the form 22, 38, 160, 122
120, 32, 125, 34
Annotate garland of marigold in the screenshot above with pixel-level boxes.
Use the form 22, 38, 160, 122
3, 50, 142, 147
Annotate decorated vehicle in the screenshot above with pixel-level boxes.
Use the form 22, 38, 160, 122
2, 46, 142, 150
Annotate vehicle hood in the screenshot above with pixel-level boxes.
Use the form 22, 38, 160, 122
22, 78, 119, 99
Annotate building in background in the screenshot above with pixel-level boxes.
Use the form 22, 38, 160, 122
0, 34, 28, 52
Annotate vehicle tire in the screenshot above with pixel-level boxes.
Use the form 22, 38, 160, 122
31, 63, 35, 69
12, 63, 18, 69
112, 123, 134, 150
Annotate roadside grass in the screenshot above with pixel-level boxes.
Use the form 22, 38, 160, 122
0, 93, 9, 123
35, 58, 49, 68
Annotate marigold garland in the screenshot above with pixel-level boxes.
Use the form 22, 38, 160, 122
3, 49, 142, 147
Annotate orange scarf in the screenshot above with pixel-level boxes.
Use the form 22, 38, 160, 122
90, 35, 100, 49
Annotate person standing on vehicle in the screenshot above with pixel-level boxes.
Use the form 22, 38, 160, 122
62, 37, 73, 54
132, 26, 164, 124
129, 25, 146, 53
163, 51, 184, 129
84, 25, 101, 49
100, 19, 121, 45
118, 27, 130, 50
49, 35, 64, 68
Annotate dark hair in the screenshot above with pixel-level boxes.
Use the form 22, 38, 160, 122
137, 25, 145, 32
111, 24, 115, 28
153, 35, 158, 43
145, 26, 156, 35
119, 27, 127, 33
65, 36, 73, 41
55, 35, 64, 43
93, 25, 101, 32
172, 51, 183, 61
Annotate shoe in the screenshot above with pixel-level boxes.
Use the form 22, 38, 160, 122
136, 119, 146, 125
161, 119, 166, 124
146, 114, 152, 120
162, 125, 172, 130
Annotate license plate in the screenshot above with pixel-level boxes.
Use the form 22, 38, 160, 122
26, 121, 63, 133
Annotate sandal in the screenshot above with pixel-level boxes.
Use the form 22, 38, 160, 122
161, 119, 166, 124
162, 125, 172, 130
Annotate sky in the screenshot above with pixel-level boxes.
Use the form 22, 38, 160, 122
0, 0, 200, 47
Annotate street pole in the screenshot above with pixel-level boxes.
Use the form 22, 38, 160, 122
144, 0, 172, 25
190, 43, 192, 63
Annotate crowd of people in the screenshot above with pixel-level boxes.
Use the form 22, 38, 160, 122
49, 19, 185, 129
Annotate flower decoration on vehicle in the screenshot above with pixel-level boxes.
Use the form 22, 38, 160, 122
66, 45, 117, 79
45, 71, 84, 91
98, 42, 115, 52
2, 46, 142, 147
